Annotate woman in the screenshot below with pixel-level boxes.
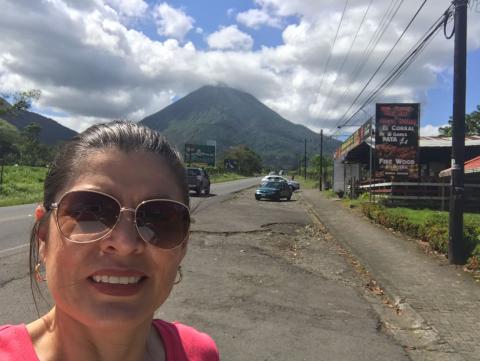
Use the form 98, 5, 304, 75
0, 121, 219, 361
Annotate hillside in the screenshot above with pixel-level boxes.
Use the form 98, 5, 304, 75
0, 98, 77, 144
141, 85, 340, 168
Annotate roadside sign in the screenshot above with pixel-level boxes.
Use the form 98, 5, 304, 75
185, 143, 216, 166
375, 103, 419, 179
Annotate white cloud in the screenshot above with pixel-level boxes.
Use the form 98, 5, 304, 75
420, 124, 442, 136
105, 0, 148, 17
236, 8, 282, 29
0, 0, 479, 135
153, 2, 194, 41
207, 25, 254, 51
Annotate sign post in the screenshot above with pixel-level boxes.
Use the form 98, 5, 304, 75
184, 144, 216, 166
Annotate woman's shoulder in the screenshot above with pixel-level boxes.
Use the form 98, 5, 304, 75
0, 324, 40, 361
153, 319, 219, 361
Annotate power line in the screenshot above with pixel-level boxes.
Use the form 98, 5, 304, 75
317, 0, 350, 94
327, 0, 403, 117
322, 0, 375, 112
335, 4, 455, 132
335, 0, 428, 129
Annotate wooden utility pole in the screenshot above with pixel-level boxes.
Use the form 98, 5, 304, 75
319, 130, 323, 191
449, 0, 468, 265
304, 139, 307, 180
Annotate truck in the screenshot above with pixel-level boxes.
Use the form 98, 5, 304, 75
187, 167, 210, 196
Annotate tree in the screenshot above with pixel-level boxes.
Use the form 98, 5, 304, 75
438, 105, 480, 136
19, 122, 53, 166
0, 89, 52, 166
222, 145, 262, 176
0, 89, 41, 115
0, 120, 21, 188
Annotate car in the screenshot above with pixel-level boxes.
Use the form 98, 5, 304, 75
187, 167, 210, 196
255, 181, 292, 201
261, 175, 300, 192
287, 179, 300, 191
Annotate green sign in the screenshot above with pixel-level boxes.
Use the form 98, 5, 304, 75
185, 143, 216, 166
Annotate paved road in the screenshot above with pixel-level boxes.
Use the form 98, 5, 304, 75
0, 177, 261, 255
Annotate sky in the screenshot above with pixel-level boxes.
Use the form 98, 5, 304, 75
0, 0, 479, 139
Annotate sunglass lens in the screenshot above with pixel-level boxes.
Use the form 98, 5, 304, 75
57, 191, 120, 242
136, 201, 189, 249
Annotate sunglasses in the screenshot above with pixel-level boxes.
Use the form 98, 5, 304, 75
49, 190, 190, 249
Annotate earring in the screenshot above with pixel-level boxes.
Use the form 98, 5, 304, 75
34, 263, 46, 282
174, 265, 183, 285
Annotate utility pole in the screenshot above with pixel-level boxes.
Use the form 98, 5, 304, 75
449, 0, 468, 265
304, 139, 307, 180
369, 119, 373, 202
319, 130, 323, 191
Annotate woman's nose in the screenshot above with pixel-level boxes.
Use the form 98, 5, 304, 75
99, 208, 145, 255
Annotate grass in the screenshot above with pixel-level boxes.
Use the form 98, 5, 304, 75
210, 173, 246, 183
0, 165, 47, 206
358, 200, 480, 270
297, 177, 318, 190
386, 207, 480, 225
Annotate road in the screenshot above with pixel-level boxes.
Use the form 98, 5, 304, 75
0, 177, 261, 255
0, 180, 411, 360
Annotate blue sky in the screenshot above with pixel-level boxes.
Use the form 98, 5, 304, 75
422, 49, 480, 127
0, 0, 479, 136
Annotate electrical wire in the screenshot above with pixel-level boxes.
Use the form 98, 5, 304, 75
321, 0, 375, 112
327, 0, 403, 118
333, 4, 455, 133
317, 0, 350, 94
335, 0, 428, 130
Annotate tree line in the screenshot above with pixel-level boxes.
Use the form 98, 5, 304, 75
0, 91, 57, 167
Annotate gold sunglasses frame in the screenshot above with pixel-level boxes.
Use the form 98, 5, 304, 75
49, 189, 190, 249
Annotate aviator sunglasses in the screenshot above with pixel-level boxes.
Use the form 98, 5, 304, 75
49, 190, 190, 249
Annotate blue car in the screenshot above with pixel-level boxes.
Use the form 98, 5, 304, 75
255, 181, 292, 201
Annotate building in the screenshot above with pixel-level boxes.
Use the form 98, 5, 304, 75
333, 136, 480, 208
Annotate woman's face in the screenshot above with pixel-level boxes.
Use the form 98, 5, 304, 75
39, 148, 188, 329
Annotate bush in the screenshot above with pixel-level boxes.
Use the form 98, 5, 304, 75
359, 202, 479, 259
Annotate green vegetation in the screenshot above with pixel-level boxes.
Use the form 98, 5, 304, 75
297, 176, 318, 190
220, 145, 262, 176
0, 165, 46, 206
209, 172, 246, 183
360, 202, 480, 271
140, 85, 340, 169
439, 105, 480, 136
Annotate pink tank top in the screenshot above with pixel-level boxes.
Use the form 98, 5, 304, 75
0, 320, 219, 361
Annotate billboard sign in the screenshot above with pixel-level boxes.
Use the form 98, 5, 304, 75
334, 119, 372, 159
185, 143, 216, 166
375, 103, 419, 179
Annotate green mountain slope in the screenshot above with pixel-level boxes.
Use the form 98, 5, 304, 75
141, 85, 340, 168
0, 98, 77, 144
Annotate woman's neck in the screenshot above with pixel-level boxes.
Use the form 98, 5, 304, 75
27, 307, 164, 361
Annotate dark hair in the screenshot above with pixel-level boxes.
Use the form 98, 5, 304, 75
29, 121, 188, 313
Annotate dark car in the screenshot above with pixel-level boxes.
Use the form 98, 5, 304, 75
255, 181, 292, 201
187, 167, 210, 196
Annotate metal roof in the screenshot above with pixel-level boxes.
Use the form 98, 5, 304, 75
420, 136, 480, 147
439, 155, 480, 177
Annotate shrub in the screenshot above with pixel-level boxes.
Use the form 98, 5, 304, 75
358, 202, 480, 258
